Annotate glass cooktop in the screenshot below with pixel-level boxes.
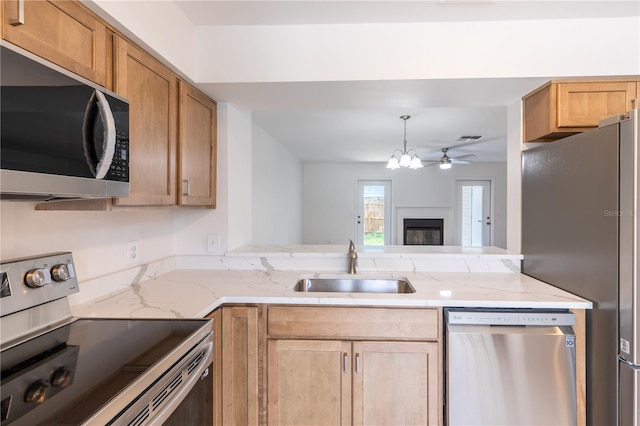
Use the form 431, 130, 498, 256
0, 317, 211, 425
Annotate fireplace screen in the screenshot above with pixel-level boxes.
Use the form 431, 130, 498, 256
403, 218, 444, 245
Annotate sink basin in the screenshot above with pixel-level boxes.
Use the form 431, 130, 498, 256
293, 277, 415, 294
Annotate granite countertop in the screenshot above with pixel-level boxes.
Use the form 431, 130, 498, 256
71, 268, 592, 320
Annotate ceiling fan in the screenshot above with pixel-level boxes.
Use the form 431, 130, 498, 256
424, 148, 475, 169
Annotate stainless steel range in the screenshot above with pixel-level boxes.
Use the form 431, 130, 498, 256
0, 252, 213, 425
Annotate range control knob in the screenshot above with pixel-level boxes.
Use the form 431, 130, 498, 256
24, 268, 51, 288
51, 367, 72, 387
24, 380, 49, 404
51, 264, 70, 282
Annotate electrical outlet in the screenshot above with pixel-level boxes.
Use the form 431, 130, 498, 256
126, 241, 139, 265
207, 234, 220, 253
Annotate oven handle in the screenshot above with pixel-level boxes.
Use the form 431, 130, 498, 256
147, 339, 214, 425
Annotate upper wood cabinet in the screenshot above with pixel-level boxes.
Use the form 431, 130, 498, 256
178, 81, 217, 208
113, 36, 177, 206
523, 79, 639, 142
1, 0, 107, 86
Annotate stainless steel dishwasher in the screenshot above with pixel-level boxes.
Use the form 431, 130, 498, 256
445, 309, 577, 426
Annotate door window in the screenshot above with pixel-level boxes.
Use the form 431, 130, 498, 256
456, 180, 491, 246
356, 181, 391, 246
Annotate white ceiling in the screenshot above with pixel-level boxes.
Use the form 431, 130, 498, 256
175, 0, 640, 164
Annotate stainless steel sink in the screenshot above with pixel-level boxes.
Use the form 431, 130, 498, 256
293, 277, 415, 294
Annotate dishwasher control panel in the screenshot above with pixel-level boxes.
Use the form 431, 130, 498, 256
446, 310, 575, 326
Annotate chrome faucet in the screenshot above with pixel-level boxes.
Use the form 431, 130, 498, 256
348, 239, 358, 274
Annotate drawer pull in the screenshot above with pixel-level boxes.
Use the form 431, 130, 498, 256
355, 353, 361, 373
182, 179, 191, 196
10, 0, 25, 26
343, 353, 348, 373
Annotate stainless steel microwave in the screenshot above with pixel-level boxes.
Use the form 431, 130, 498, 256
0, 42, 130, 201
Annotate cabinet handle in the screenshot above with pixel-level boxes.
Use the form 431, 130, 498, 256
10, 0, 25, 26
355, 353, 361, 373
343, 353, 348, 373
182, 179, 190, 196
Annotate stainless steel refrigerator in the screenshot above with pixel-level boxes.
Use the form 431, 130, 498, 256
522, 108, 640, 426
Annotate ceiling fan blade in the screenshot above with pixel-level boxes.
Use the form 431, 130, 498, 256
450, 153, 476, 160
450, 159, 473, 164
423, 162, 440, 167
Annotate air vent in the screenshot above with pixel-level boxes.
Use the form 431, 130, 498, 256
187, 350, 205, 375
457, 135, 482, 142
127, 405, 150, 426
152, 372, 183, 411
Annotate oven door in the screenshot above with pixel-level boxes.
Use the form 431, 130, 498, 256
164, 362, 213, 426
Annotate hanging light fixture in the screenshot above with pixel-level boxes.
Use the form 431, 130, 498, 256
386, 115, 423, 170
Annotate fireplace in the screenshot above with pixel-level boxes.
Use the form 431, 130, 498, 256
403, 218, 444, 245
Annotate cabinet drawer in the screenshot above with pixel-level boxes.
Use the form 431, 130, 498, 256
267, 306, 439, 341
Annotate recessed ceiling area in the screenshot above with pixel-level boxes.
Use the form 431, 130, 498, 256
203, 77, 549, 163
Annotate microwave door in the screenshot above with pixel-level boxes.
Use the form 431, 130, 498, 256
83, 90, 116, 180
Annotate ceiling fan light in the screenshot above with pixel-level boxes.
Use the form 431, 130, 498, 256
399, 153, 412, 168
386, 157, 400, 169
410, 155, 424, 169
439, 161, 452, 170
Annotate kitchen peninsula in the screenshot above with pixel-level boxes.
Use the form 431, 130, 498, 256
70, 245, 589, 426
70, 245, 588, 318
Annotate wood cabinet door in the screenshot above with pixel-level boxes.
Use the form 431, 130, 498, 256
113, 36, 177, 206
222, 307, 259, 426
178, 81, 217, 207
557, 81, 638, 128
2, 0, 107, 86
352, 341, 440, 426
267, 340, 351, 426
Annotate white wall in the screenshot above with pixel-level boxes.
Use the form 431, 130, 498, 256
303, 162, 507, 248
506, 100, 523, 252
196, 17, 640, 83
225, 104, 254, 249
0, 202, 175, 281
252, 124, 304, 245
87, 0, 197, 79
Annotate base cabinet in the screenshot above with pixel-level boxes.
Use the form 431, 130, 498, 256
210, 305, 442, 426
208, 306, 259, 426
267, 339, 439, 426
266, 306, 442, 426
352, 341, 439, 425
267, 340, 351, 425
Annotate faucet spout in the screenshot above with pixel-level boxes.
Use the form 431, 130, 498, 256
348, 239, 358, 274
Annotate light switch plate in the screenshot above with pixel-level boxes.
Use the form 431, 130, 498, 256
207, 234, 220, 253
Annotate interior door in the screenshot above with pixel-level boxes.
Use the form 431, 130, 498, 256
455, 180, 491, 246
356, 181, 391, 246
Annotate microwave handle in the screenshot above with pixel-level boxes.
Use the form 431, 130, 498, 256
82, 90, 116, 180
